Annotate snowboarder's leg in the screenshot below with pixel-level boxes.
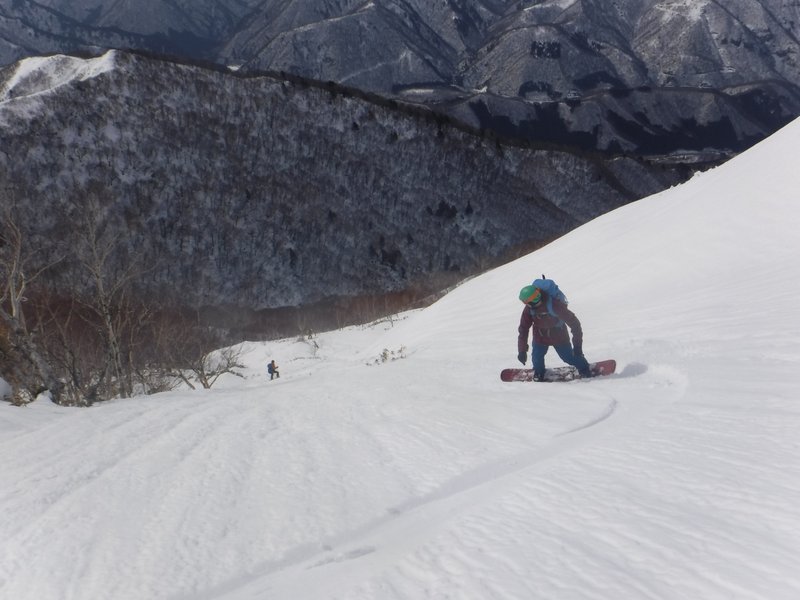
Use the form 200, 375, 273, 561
553, 343, 592, 377
531, 343, 549, 381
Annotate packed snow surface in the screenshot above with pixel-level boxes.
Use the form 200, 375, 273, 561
2, 118, 800, 599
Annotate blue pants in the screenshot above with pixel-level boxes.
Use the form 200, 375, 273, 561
532, 342, 591, 378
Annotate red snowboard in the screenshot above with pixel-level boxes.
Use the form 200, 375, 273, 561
500, 359, 616, 382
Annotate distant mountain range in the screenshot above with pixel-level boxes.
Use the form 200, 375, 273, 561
2, 0, 799, 156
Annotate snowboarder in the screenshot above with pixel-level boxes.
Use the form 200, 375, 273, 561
267, 360, 280, 380
516, 284, 592, 381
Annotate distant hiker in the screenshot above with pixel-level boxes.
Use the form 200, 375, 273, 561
517, 284, 592, 381
267, 360, 280, 380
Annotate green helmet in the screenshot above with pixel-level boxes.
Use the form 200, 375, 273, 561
519, 285, 543, 304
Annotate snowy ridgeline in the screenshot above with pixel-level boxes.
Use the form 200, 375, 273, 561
2, 115, 800, 598
1, 1, 799, 156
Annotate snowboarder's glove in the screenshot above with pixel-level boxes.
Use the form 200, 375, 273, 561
517, 351, 527, 365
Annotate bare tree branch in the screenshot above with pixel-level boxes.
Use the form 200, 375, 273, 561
0, 206, 62, 331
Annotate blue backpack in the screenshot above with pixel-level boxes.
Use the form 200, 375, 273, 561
531, 276, 568, 318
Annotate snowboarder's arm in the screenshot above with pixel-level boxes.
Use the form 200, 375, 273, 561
517, 308, 533, 353
554, 301, 584, 354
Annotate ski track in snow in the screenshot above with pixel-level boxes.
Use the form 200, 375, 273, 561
195, 364, 685, 600
1, 335, 691, 600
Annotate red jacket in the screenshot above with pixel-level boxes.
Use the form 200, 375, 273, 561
517, 295, 583, 352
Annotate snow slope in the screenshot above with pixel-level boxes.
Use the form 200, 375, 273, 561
1, 51, 116, 102
2, 118, 800, 599
0, 51, 116, 123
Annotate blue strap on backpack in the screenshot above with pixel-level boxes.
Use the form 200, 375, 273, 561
532, 275, 567, 320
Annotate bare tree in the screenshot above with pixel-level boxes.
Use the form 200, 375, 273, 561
67, 192, 146, 399
183, 344, 244, 390
0, 205, 62, 329
0, 304, 67, 405
29, 296, 109, 405
155, 310, 244, 390
0, 206, 64, 404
